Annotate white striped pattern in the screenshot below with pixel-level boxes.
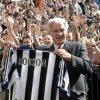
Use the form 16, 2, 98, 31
2, 49, 69, 100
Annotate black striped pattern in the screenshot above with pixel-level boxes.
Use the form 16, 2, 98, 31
4, 49, 63, 100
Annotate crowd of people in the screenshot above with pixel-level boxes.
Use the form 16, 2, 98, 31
0, 0, 100, 100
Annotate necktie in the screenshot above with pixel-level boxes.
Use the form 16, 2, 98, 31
57, 46, 70, 96
58, 59, 69, 92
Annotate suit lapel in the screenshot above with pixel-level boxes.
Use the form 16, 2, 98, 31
63, 41, 71, 53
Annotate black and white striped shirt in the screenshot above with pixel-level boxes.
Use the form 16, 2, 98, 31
2, 49, 69, 100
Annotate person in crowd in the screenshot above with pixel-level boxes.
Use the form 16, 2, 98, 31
78, 0, 86, 15
19, 34, 35, 49
38, 35, 44, 45
37, 17, 92, 100
80, 36, 100, 100
43, 34, 53, 46
71, 0, 82, 15
86, 24, 98, 40
66, 32, 73, 41
81, 37, 100, 65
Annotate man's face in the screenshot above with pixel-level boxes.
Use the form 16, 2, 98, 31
50, 22, 67, 46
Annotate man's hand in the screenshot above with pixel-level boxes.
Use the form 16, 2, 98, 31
54, 48, 72, 62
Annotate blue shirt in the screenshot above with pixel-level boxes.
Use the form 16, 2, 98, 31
18, 45, 33, 49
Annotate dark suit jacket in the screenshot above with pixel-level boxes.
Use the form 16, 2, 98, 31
37, 41, 92, 98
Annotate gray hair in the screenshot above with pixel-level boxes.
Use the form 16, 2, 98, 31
47, 17, 69, 34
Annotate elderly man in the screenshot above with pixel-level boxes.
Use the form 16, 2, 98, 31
38, 17, 92, 100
